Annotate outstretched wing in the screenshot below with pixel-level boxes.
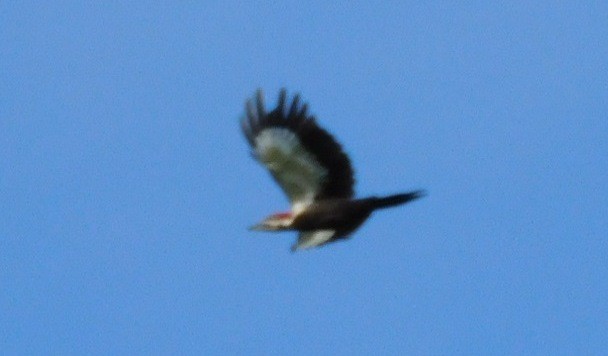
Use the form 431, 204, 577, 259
241, 89, 355, 212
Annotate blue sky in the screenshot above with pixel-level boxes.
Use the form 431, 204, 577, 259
2, 1, 607, 354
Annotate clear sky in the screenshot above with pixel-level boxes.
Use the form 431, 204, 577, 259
2, 2, 607, 354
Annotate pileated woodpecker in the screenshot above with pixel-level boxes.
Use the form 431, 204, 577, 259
241, 89, 424, 251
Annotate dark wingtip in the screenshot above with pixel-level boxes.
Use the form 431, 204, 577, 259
245, 99, 259, 134
255, 89, 266, 119
277, 89, 287, 115
299, 103, 308, 117
288, 94, 301, 118
240, 116, 255, 146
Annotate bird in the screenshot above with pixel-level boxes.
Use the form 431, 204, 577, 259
241, 89, 425, 251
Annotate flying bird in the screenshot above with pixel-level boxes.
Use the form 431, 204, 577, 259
241, 89, 424, 251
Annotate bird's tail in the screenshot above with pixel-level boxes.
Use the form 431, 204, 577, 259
372, 190, 426, 210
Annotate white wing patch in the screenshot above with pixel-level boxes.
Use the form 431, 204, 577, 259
293, 230, 336, 251
254, 128, 327, 210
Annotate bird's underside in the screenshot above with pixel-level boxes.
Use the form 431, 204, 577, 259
241, 89, 424, 251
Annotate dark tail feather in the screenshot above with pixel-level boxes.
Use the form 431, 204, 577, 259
372, 190, 426, 209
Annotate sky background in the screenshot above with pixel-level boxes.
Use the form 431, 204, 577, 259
2, 1, 607, 354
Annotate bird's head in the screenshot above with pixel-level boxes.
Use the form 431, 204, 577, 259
249, 212, 294, 231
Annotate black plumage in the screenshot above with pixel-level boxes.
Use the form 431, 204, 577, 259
241, 89, 424, 251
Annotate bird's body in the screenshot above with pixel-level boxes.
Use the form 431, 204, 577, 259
241, 89, 424, 251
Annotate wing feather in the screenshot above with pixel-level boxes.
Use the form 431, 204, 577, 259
292, 230, 336, 251
241, 89, 355, 209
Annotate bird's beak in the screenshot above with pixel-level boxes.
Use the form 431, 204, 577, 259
248, 223, 266, 231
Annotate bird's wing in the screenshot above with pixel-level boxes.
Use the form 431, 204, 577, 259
292, 230, 336, 251
241, 89, 355, 212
